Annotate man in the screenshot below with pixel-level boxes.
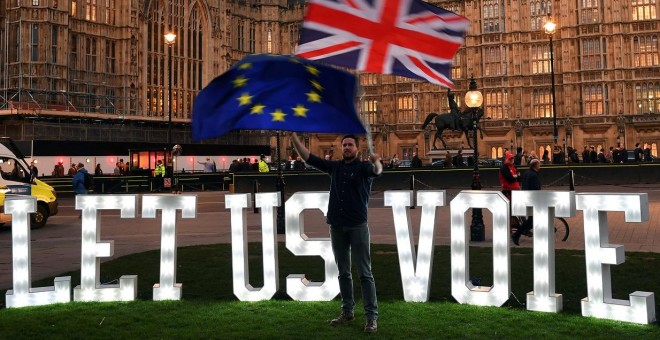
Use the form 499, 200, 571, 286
619, 144, 628, 163
582, 146, 590, 163
512, 159, 542, 246
198, 157, 215, 173
29, 161, 38, 181
589, 146, 598, 163
72, 163, 89, 195
453, 149, 465, 167
411, 152, 422, 168
634, 143, 643, 162
258, 155, 269, 173
291, 132, 382, 333
597, 148, 607, 163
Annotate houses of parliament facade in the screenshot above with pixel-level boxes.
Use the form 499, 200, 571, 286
0, 0, 658, 163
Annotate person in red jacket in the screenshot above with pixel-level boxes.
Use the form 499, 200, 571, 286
499, 152, 520, 200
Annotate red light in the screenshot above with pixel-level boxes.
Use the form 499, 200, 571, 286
222, 157, 226, 162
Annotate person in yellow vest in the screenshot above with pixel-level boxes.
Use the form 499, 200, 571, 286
258, 154, 270, 173
154, 159, 166, 192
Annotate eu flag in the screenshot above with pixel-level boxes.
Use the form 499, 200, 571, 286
192, 54, 366, 141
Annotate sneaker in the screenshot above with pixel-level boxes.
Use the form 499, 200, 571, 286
330, 313, 354, 326
511, 234, 520, 246
364, 319, 377, 333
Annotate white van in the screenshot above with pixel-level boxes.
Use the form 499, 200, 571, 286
0, 138, 58, 228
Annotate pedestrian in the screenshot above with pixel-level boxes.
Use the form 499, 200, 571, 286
290, 132, 382, 333
95, 164, 103, 176
514, 147, 523, 166
528, 150, 538, 161
29, 160, 39, 181
56, 162, 65, 177
499, 152, 520, 201
68, 163, 77, 176
512, 159, 542, 246
114, 162, 122, 175
552, 146, 562, 164
454, 149, 465, 167
589, 146, 598, 163
582, 146, 590, 163
258, 154, 270, 173
620, 144, 628, 163
72, 163, 89, 218
644, 146, 652, 162
598, 148, 607, 163
634, 143, 643, 162
153, 159, 165, 192
198, 157, 215, 173
542, 149, 550, 164
411, 152, 422, 168
444, 151, 453, 168
390, 154, 400, 169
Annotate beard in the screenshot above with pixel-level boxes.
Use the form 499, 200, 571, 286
343, 151, 357, 162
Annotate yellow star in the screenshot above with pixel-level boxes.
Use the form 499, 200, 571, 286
271, 109, 287, 122
289, 58, 302, 64
292, 104, 309, 117
306, 91, 322, 103
238, 62, 252, 70
311, 80, 323, 91
237, 93, 253, 106
232, 75, 248, 88
305, 65, 320, 76
251, 103, 266, 114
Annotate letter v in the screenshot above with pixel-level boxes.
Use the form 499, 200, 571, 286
385, 190, 445, 302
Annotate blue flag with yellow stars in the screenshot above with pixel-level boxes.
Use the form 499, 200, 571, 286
192, 54, 366, 141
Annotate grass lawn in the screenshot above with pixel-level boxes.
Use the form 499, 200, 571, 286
1, 243, 659, 338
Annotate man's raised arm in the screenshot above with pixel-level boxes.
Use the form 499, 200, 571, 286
290, 132, 310, 161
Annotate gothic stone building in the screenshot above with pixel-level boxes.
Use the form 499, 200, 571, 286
0, 0, 659, 162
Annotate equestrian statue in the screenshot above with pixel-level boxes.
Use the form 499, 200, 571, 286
421, 91, 485, 150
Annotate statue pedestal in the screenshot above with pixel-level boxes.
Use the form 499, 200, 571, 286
427, 149, 474, 163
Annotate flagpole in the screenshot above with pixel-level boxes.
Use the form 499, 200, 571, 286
358, 84, 375, 155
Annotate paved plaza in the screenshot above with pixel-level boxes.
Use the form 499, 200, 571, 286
1, 184, 660, 289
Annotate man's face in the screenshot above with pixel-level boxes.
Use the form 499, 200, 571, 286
342, 137, 358, 161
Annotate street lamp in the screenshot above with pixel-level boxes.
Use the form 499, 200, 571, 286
164, 32, 176, 188
544, 14, 558, 146
164, 33, 176, 146
465, 76, 484, 242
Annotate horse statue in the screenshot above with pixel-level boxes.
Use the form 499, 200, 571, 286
421, 92, 485, 150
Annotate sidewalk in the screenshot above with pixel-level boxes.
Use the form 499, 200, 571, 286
2, 184, 660, 289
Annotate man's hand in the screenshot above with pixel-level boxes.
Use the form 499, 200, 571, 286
369, 153, 383, 175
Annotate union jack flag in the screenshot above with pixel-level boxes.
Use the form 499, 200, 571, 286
295, 0, 469, 88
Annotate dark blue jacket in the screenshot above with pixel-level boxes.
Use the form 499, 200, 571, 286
521, 168, 541, 191
72, 167, 88, 195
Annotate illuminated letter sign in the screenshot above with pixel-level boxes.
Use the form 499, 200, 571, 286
511, 191, 576, 313
285, 192, 339, 301
226, 193, 280, 301
142, 195, 197, 301
73, 195, 138, 302
385, 190, 445, 302
451, 191, 510, 306
577, 193, 655, 324
5, 197, 71, 308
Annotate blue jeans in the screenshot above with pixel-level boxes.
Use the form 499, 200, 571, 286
330, 224, 378, 320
